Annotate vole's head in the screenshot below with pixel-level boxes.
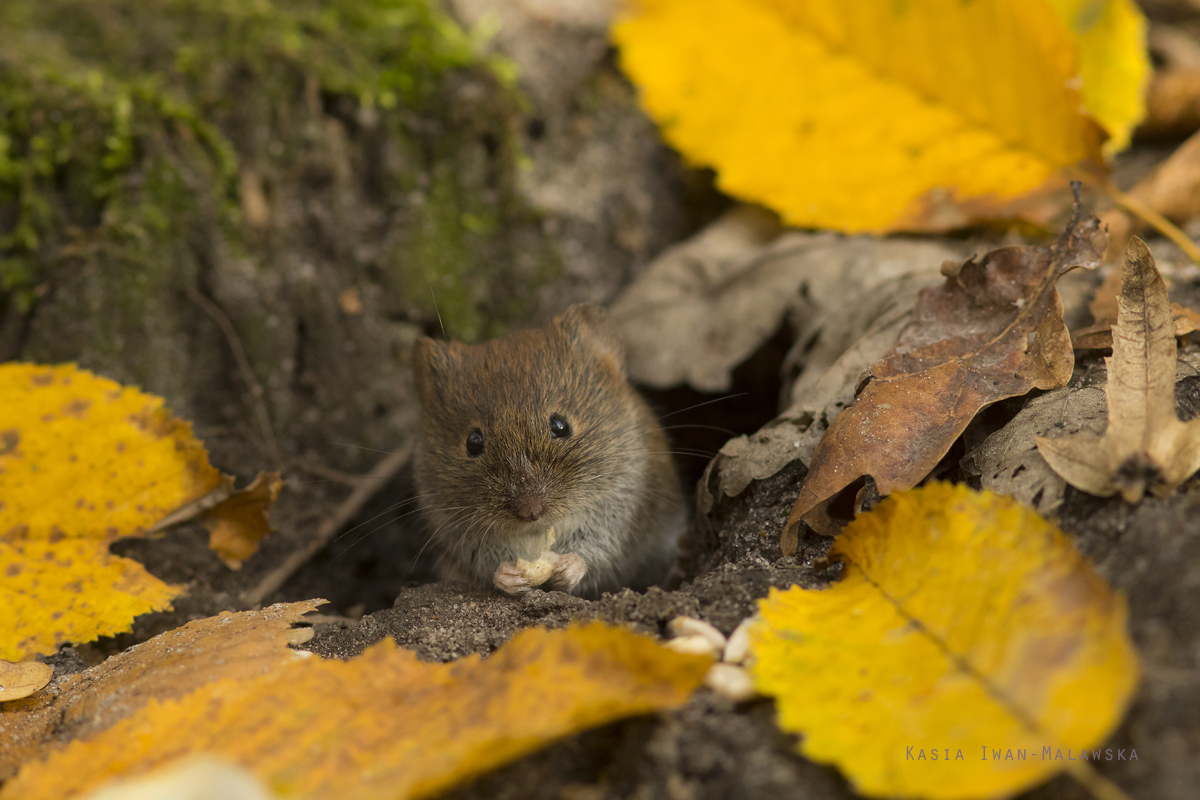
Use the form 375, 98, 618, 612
412, 304, 645, 538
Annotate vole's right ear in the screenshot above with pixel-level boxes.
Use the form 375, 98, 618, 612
412, 337, 456, 407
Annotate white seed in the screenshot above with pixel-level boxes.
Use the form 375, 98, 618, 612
668, 616, 726, 652
705, 663, 757, 702
664, 635, 721, 658
285, 628, 314, 646
723, 616, 756, 664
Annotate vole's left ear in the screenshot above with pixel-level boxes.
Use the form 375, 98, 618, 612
553, 303, 626, 379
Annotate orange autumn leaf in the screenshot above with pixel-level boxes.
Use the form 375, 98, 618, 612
2, 623, 711, 800
753, 484, 1139, 799
0, 600, 323, 781
0, 363, 226, 660
205, 471, 283, 569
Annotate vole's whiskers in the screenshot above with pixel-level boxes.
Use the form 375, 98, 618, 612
332, 492, 446, 545
658, 423, 737, 436
333, 501, 466, 560
655, 393, 748, 421
416, 505, 476, 569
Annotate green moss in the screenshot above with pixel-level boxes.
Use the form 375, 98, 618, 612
0, 0, 520, 333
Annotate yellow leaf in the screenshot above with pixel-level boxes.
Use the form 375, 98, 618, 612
205, 471, 283, 569
0, 600, 324, 782
0, 363, 226, 660
752, 483, 1138, 799
1, 623, 711, 800
612, 0, 1148, 232
1049, 0, 1149, 156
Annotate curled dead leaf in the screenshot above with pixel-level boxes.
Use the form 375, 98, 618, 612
1097, 130, 1200, 263
609, 206, 962, 392
204, 471, 283, 569
784, 199, 1105, 548
1038, 237, 1200, 501
1072, 255, 1200, 348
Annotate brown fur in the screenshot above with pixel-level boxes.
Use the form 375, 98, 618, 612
412, 304, 686, 597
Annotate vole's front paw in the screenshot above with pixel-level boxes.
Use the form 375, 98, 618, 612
545, 552, 587, 593
493, 551, 587, 596
493, 561, 534, 596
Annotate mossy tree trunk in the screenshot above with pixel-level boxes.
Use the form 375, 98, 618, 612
0, 0, 568, 474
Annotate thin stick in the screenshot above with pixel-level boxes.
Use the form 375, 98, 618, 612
1066, 760, 1133, 800
1103, 182, 1200, 265
242, 442, 413, 607
1068, 166, 1200, 265
187, 287, 284, 471
295, 460, 368, 487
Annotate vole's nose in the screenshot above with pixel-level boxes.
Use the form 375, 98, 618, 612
511, 492, 546, 522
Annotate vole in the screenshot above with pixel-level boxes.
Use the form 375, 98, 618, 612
411, 304, 686, 597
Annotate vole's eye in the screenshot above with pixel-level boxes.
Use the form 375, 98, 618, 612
549, 414, 571, 439
466, 429, 485, 457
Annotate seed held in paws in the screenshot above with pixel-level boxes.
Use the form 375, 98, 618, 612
494, 551, 589, 596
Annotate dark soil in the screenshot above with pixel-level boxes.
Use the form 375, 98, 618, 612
68, 343, 1197, 800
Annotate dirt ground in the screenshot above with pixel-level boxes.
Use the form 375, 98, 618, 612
82, 349, 1199, 800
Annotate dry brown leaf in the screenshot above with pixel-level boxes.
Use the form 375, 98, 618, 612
1139, 66, 1200, 140
0, 599, 324, 780
699, 272, 937, 517
1038, 237, 1200, 501
966, 350, 1200, 514
963, 385, 1107, 516
1099, 129, 1200, 262
205, 471, 283, 569
609, 206, 961, 392
0, 660, 53, 702
1073, 258, 1200, 347
783, 202, 1105, 549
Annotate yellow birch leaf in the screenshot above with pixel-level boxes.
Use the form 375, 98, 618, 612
752, 483, 1139, 799
1049, 0, 1149, 156
612, 0, 1148, 232
1, 623, 712, 800
0, 363, 226, 660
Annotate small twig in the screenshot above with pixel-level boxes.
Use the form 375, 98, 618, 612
294, 460, 368, 487
1069, 166, 1200, 265
1066, 759, 1133, 800
187, 286, 284, 471
1103, 182, 1200, 266
242, 442, 413, 607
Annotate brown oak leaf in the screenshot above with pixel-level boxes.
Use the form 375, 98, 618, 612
783, 197, 1105, 550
